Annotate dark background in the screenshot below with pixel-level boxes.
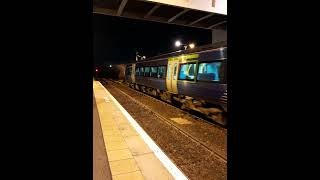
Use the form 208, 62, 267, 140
94, 14, 212, 66
1, 0, 317, 180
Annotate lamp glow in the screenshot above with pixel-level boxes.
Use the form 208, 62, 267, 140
175, 40, 181, 47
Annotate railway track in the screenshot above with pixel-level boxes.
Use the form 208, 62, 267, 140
112, 79, 226, 129
102, 80, 227, 180
104, 80, 227, 163
100, 78, 227, 162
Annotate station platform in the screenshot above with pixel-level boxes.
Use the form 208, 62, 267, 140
93, 80, 185, 180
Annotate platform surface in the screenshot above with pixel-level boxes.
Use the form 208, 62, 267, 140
93, 80, 175, 180
93, 95, 113, 180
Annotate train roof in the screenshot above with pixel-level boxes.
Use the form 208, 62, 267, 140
135, 41, 227, 63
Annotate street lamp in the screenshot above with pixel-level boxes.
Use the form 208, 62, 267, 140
189, 43, 195, 49
175, 40, 196, 50
95, 68, 99, 78
175, 40, 181, 47
136, 51, 146, 61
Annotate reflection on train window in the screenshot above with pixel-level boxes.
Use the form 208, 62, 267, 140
151, 67, 158, 77
197, 62, 221, 81
135, 67, 139, 76
179, 63, 196, 80
144, 67, 150, 77
167, 64, 171, 80
140, 67, 144, 76
158, 66, 166, 78
173, 63, 178, 80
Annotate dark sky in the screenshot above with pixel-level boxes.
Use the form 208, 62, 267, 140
93, 14, 212, 67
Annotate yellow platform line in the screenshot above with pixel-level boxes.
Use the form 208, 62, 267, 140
93, 80, 186, 180
94, 81, 144, 179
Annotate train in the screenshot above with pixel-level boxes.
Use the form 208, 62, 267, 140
124, 42, 227, 126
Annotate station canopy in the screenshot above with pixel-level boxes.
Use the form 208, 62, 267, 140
93, 0, 227, 30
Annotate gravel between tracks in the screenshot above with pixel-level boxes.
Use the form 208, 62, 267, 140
106, 79, 227, 159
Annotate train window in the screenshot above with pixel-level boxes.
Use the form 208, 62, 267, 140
144, 67, 150, 77
197, 62, 222, 82
167, 64, 171, 80
140, 67, 144, 76
158, 66, 166, 78
151, 67, 158, 77
173, 64, 178, 80
135, 67, 140, 76
178, 63, 196, 80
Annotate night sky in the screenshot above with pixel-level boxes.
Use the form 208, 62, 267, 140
93, 14, 212, 67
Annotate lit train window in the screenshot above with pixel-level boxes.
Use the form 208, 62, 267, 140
135, 67, 139, 76
151, 67, 158, 77
158, 66, 166, 78
197, 62, 222, 82
178, 63, 196, 80
144, 67, 150, 77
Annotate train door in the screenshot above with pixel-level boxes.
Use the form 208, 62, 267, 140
131, 64, 136, 83
166, 59, 179, 94
125, 66, 132, 82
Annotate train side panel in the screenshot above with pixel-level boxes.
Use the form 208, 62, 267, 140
134, 58, 167, 91
135, 77, 166, 91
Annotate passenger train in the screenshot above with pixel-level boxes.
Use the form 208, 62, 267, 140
124, 42, 227, 126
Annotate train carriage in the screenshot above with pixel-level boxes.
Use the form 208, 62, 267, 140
125, 42, 227, 126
